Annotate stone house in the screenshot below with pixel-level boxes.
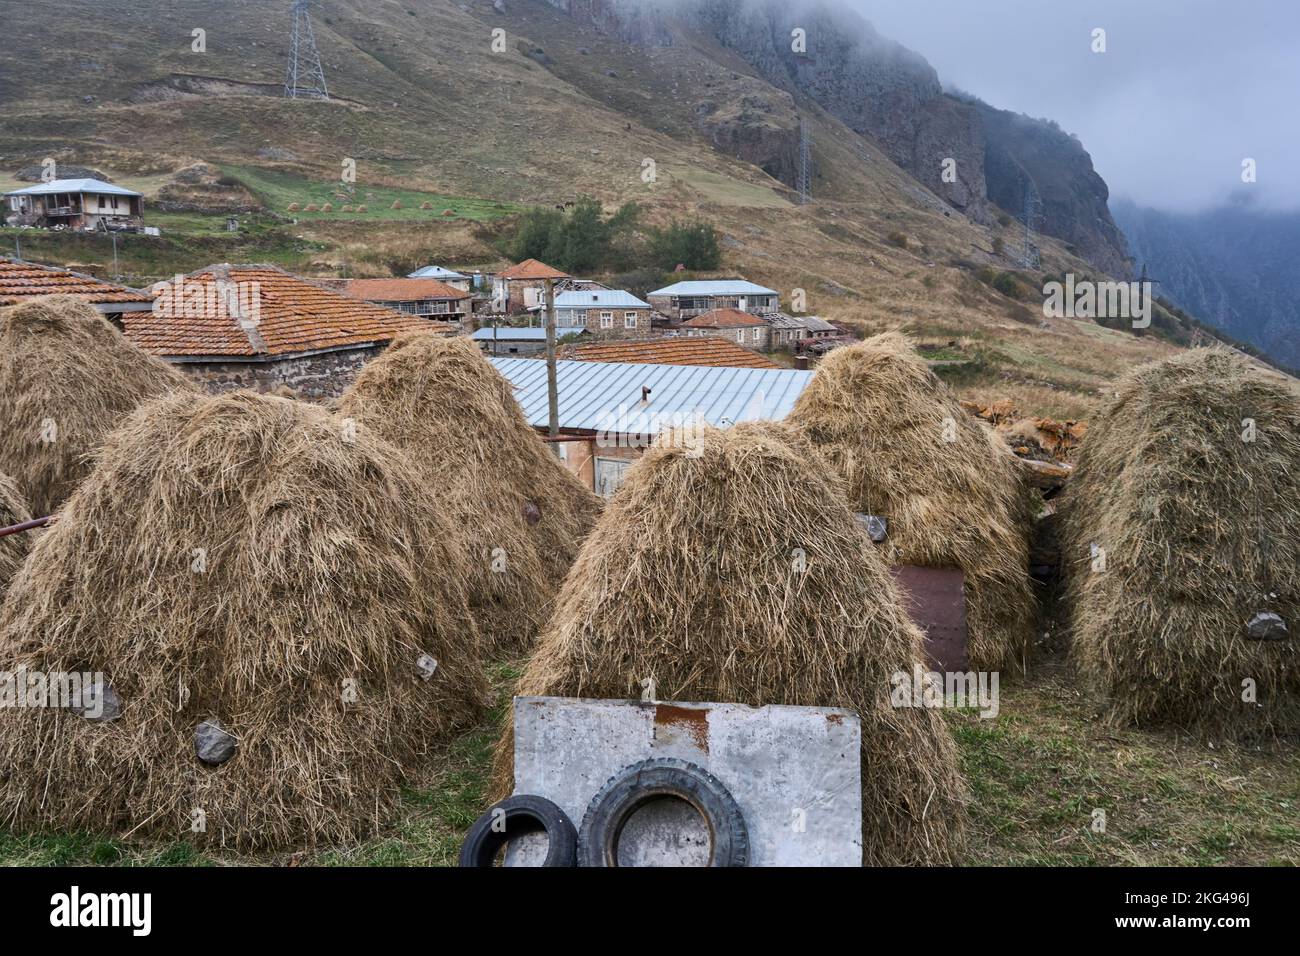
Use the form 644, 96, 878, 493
341, 277, 472, 322
552, 289, 652, 337
491, 258, 570, 313
124, 264, 443, 400
0, 256, 155, 320
680, 308, 771, 350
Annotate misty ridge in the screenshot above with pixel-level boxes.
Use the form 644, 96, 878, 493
557, 0, 1298, 365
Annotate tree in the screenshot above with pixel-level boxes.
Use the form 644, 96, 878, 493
648, 220, 721, 271
504, 198, 641, 274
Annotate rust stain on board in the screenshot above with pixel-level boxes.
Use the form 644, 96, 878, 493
654, 704, 710, 753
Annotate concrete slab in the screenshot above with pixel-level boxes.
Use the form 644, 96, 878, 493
507, 697, 862, 867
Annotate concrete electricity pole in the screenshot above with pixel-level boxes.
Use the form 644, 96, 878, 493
544, 276, 559, 446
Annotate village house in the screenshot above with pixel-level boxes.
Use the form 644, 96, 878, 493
552, 289, 653, 336
491, 259, 570, 313
3, 179, 144, 231
341, 277, 471, 323
680, 308, 771, 350
470, 324, 589, 356
647, 279, 780, 321
0, 256, 155, 319
126, 264, 444, 399
407, 264, 477, 292
490, 355, 813, 496
764, 312, 842, 351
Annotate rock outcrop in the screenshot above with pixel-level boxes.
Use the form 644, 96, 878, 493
543, 0, 1131, 276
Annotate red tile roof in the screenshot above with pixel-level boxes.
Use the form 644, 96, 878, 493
562, 336, 779, 369
499, 258, 569, 280
342, 277, 470, 302
681, 308, 766, 329
0, 257, 151, 306
125, 264, 433, 358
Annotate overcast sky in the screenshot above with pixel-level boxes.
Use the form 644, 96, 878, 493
847, 0, 1300, 213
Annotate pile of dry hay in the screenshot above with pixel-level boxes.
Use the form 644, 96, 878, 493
0, 472, 32, 595
1062, 348, 1300, 738
0, 295, 192, 516
339, 333, 600, 652
786, 332, 1035, 672
0, 390, 489, 850
495, 422, 967, 864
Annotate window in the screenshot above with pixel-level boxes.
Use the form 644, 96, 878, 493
752, 328, 762, 343
624, 311, 637, 329
600, 311, 613, 329
736, 330, 745, 343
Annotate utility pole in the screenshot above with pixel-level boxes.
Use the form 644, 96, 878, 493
111, 232, 119, 281
544, 276, 559, 447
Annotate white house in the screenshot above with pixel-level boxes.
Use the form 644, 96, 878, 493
647, 279, 780, 321
4, 178, 144, 231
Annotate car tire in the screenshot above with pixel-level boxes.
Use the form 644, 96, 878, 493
577, 757, 749, 867
458, 794, 577, 867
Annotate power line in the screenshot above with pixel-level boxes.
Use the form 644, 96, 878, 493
284, 0, 329, 100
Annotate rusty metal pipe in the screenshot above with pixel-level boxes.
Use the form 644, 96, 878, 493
0, 516, 52, 539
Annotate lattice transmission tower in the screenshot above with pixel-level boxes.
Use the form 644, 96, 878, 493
284, 0, 329, 100
1021, 183, 1042, 269
796, 117, 813, 204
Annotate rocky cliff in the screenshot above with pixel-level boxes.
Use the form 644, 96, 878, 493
542, 0, 1131, 276
1114, 197, 1300, 369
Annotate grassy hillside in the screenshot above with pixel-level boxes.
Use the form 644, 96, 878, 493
0, 0, 1214, 415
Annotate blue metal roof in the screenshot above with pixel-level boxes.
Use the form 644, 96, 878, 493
490, 357, 814, 435
4, 178, 142, 198
471, 326, 587, 342
648, 280, 778, 297
408, 265, 469, 279
554, 289, 651, 309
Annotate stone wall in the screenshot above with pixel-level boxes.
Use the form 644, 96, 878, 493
175, 345, 380, 401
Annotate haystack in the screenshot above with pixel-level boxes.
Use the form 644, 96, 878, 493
0, 472, 32, 595
0, 295, 193, 516
786, 332, 1035, 672
1062, 348, 1300, 738
339, 333, 600, 652
494, 423, 967, 865
0, 390, 489, 849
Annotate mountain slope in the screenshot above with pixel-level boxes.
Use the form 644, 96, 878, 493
1113, 198, 1300, 370
0, 0, 1196, 416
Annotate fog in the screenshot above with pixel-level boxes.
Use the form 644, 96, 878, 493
846, 0, 1300, 213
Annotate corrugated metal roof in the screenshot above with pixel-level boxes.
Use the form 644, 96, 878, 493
4, 178, 142, 198
471, 326, 587, 341
554, 289, 651, 309
648, 279, 778, 297
490, 356, 814, 435
407, 265, 469, 279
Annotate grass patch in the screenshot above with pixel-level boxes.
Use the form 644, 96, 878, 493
223, 166, 524, 223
